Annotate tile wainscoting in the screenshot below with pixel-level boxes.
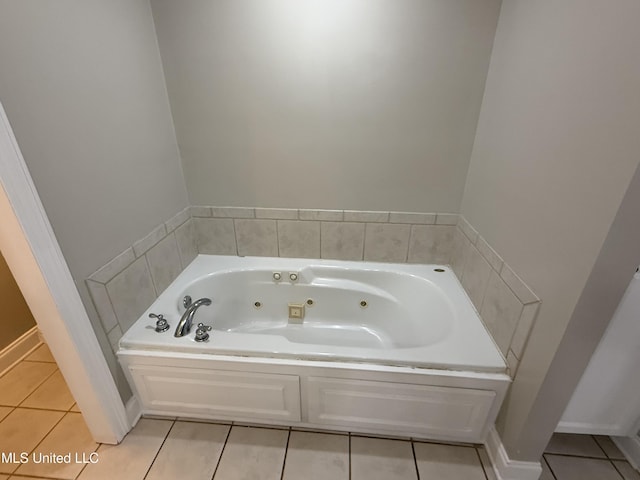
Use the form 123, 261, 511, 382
86, 206, 540, 377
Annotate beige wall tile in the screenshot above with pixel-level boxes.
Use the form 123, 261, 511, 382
389, 212, 437, 224
16, 412, 97, 480
480, 270, 524, 355
364, 223, 411, 263
77, 419, 173, 480
146, 421, 229, 480
282, 431, 349, 480
407, 225, 455, 264
458, 216, 479, 244
255, 208, 298, 220
88, 247, 135, 284
193, 217, 236, 255
344, 211, 389, 223
214, 426, 288, 480
414, 443, 485, 480
500, 263, 539, 304
86, 280, 118, 332
351, 436, 417, 480
435, 213, 459, 225
107, 324, 123, 351
450, 227, 473, 279
321, 222, 365, 260
174, 219, 198, 267
164, 207, 190, 233
299, 209, 343, 221
212, 206, 255, 218
510, 302, 540, 359
190, 206, 212, 217
145, 234, 182, 294
461, 245, 492, 311
132, 224, 167, 257
106, 256, 157, 332
277, 220, 320, 258
476, 235, 504, 273
235, 219, 278, 257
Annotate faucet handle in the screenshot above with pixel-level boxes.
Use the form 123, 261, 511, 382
149, 313, 170, 333
183, 295, 192, 308
194, 323, 212, 342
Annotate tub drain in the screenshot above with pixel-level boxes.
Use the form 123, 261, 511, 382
360, 300, 368, 308
306, 298, 314, 306
434, 268, 445, 272
254, 301, 262, 308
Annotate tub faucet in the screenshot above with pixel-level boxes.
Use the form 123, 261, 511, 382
174, 297, 211, 337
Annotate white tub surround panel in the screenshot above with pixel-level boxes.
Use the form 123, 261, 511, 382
452, 216, 541, 377
86, 208, 195, 353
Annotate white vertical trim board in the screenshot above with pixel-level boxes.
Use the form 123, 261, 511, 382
0, 102, 130, 443
484, 427, 543, 480
0, 326, 40, 375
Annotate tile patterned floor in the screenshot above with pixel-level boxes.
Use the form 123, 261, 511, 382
1, 344, 640, 480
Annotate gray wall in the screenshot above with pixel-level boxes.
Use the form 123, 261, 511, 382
0, 0, 189, 397
151, 0, 501, 212
461, 0, 640, 460
0, 252, 36, 351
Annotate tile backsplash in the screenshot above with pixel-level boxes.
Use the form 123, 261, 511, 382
87, 205, 540, 378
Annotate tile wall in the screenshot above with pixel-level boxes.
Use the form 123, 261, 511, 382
87, 206, 540, 377
86, 207, 197, 352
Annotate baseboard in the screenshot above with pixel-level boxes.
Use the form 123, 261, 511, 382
484, 426, 542, 480
125, 395, 142, 429
613, 435, 640, 470
0, 326, 40, 375
556, 420, 622, 435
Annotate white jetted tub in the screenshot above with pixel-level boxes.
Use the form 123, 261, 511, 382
118, 255, 510, 443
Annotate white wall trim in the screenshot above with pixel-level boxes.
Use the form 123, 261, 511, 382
125, 395, 142, 427
0, 326, 40, 375
484, 427, 542, 480
0, 102, 130, 443
613, 435, 640, 470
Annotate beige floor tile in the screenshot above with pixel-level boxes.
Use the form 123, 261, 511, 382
594, 436, 626, 460
0, 474, 7, 480
282, 431, 349, 480
146, 421, 229, 480
77, 418, 173, 480
0, 406, 12, 422
545, 433, 607, 458
545, 454, 622, 480
15, 412, 97, 480
414, 442, 485, 480
20, 370, 75, 411
540, 457, 555, 480
70, 403, 81, 413
614, 461, 640, 480
0, 362, 57, 406
24, 343, 56, 363
350, 436, 417, 480
476, 446, 497, 480
214, 426, 288, 480
0, 408, 64, 474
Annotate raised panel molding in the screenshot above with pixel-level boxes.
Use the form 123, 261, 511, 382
307, 377, 495, 442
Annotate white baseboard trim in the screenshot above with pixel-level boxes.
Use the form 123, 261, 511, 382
0, 326, 40, 375
613, 435, 640, 470
484, 427, 542, 480
556, 421, 622, 435
125, 395, 142, 430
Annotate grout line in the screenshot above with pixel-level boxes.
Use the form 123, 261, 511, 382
17, 408, 68, 476
9, 405, 74, 413
279, 428, 291, 480
474, 446, 490, 480
142, 419, 176, 480
592, 434, 618, 461
543, 452, 611, 460
14, 366, 60, 409
610, 458, 634, 480
411, 441, 421, 480
542, 455, 559, 480
210, 424, 233, 480
74, 434, 101, 480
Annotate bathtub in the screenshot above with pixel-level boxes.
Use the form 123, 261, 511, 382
118, 255, 510, 442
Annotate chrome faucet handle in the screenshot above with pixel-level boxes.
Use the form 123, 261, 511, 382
149, 313, 170, 333
194, 323, 212, 342
183, 295, 192, 308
